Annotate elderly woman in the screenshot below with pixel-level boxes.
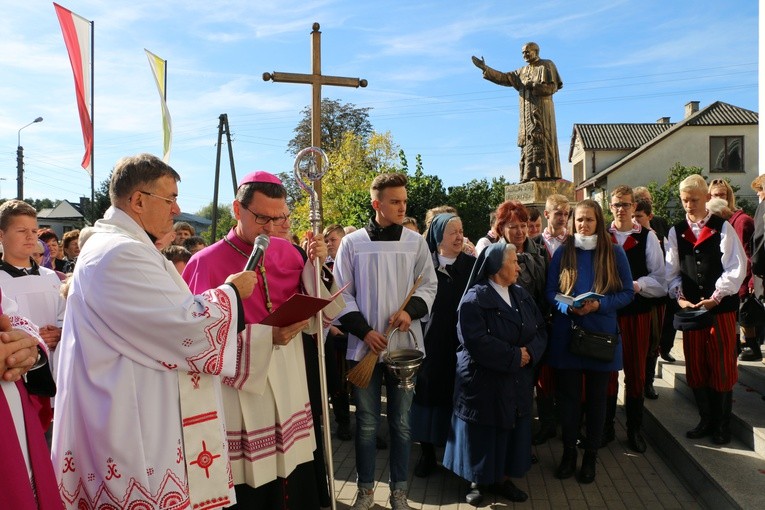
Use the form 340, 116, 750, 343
443, 242, 547, 505
545, 200, 634, 484
411, 213, 476, 478
493, 201, 547, 303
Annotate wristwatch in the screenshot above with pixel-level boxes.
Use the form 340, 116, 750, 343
29, 346, 47, 371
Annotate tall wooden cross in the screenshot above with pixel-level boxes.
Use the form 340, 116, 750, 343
263, 22, 367, 217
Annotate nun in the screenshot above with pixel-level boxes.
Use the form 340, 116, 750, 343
443, 241, 547, 505
411, 213, 476, 478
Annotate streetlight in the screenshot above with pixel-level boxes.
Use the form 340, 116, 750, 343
17, 116, 43, 200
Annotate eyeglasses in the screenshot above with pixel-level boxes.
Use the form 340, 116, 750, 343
139, 190, 178, 205
243, 206, 289, 226
610, 202, 633, 209
710, 179, 727, 185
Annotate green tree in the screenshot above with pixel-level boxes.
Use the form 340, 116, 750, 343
287, 99, 373, 156
195, 202, 236, 244
401, 153, 448, 227
647, 163, 704, 223
447, 177, 509, 242
290, 131, 399, 233
88, 172, 113, 221
24, 198, 58, 211
276, 171, 304, 209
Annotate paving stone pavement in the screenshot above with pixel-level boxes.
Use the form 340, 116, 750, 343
326, 396, 703, 510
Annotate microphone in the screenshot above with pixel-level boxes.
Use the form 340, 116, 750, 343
244, 234, 270, 271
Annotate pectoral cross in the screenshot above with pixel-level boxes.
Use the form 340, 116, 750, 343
263, 22, 367, 207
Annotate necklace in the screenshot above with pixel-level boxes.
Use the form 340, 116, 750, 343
224, 237, 273, 312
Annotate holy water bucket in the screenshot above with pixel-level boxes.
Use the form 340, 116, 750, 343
383, 327, 423, 390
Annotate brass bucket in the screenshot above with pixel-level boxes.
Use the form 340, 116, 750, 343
383, 328, 423, 390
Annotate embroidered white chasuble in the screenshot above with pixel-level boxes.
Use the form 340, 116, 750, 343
52, 208, 240, 510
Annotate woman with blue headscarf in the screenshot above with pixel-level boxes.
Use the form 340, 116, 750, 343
411, 213, 475, 478
444, 241, 547, 505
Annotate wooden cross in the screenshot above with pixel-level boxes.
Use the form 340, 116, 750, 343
263, 22, 367, 215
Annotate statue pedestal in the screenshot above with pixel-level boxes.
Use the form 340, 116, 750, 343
504, 180, 575, 211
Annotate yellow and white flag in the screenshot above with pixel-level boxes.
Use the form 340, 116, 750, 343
145, 49, 172, 162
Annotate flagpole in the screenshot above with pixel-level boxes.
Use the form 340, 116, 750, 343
90, 18, 95, 223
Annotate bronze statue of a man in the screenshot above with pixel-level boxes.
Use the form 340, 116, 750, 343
473, 42, 563, 182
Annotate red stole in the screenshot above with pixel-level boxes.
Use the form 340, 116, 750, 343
0, 381, 63, 510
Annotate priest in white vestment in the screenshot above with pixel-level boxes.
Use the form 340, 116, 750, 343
51, 154, 257, 510
333, 173, 437, 510
183, 171, 342, 510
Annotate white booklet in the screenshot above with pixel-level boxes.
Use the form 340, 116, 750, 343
555, 291, 604, 308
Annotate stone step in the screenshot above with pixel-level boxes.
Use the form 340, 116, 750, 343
656, 358, 765, 456
638, 358, 765, 510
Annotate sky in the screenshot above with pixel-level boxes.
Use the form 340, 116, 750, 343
0, 0, 758, 215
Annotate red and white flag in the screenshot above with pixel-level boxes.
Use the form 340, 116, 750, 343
54, 3, 93, 175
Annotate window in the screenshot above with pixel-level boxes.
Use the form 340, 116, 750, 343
710, 136, 744, 173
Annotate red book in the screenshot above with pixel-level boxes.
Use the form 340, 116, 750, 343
259, 283, 348, 327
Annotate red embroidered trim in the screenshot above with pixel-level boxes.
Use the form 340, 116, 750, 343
182, 411, 218, 427
185, 288, 233, 375
226, 403, 314, 462
59, 469, 195, 510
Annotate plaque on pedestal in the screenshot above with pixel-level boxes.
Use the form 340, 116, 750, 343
504, 180, 575, 211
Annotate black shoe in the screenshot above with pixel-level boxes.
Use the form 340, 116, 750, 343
600, 423, 615, 448
414, 453, 436, 478
336, 422, 352, 441
739, 349, 763, 361
686, 419, 712, 439
532, 425, 556, 445
493, 479, 528, 503
555, 447, 577, 479
627, 430, 647, 453
711, 429, 731, 445
661, 352, 676, 363
375, 435, 387, 450
531, 453, 539, 464
578, 450, 597, 484
465, 483, 483, 506
644, 382, 659, 400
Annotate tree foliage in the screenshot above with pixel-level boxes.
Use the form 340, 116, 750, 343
89, 172, 113, 222
289, 131, 397, 233
447, 177, 510, 242
646, 163, 704, 224
399, 151, 448, 227
24, 198, 58, 211
287, 99, 373, 156
195, 202, 237, 244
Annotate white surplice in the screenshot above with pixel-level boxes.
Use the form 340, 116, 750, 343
332, 227, 438, 361
0, 270, 65, 383
52, 207, 241, 510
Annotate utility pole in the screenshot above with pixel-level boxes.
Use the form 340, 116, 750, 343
16, 116, 43, 200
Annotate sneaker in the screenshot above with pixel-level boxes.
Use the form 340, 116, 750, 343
389, 489, 412, 510
350, 489, 374, 510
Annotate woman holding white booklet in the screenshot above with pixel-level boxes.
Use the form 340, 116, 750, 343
544, 199, 634, 485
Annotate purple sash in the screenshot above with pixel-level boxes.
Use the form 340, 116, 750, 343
0, 380, 63, 510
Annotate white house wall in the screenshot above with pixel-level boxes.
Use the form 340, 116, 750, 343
586, 124, 758, 199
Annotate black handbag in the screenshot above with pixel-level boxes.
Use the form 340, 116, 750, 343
740, 294, 765, 328
570, 324, 619, 362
